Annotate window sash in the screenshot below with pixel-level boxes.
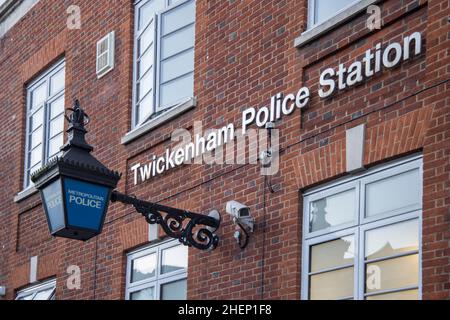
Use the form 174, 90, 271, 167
304, 180, 359, 238
15, 279, 56, 300
125, 239, 188, 300
24, 59, 65, 188
132, 0, 195, 128
307, 0, 362, 29
302, 156, 423, 300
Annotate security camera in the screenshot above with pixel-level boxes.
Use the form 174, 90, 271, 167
226, 201, 254, 232
226, 200, 250, 219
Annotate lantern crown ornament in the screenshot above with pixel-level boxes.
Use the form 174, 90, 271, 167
31, 100, 121, 241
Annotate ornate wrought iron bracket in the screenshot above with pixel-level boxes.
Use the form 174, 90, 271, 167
110, 191, 220, 250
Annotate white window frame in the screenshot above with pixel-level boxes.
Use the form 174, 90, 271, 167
307, 0, 362, 30
132, 0, 195, 129
15, 278, 56, 300
125, 239, 188, 300
23, 59, 65, 189
302, 155, 423, 300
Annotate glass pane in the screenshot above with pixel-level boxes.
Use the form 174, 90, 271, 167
131, 253, 156, 282
161, 279, 187, 300
366, 289, 418, 300
139, 22, 154, 55
30, 145, 42, 167
366, 220, 419, 260
31, 83, 47, 108
48, 134, 63, 157
139, 0, 164, 30
162, 0, 195, 35
137, 93, 153, 124
130, 287, 155, 300
139, 46, 154, 78
50, 96, 65, 118
161, 23, 194, 59
49, 115, 64, 138
42, 179, 64, 231
159, 72, 193, 108
30, 108, 44, 131
138, 68, 153, 101
315, 0, 356, 25
33, 288, 54, 300
18, 294, 34, 300
309, 267, 354, 300
365, 254, 419, 294
30, 128, 43, 149
310, 236, 354, 273
309, 188, 355, 233
161, 245, 188, 274
50, 68, 65, 94
161, 49, 194, 83
365, 169, 420, 217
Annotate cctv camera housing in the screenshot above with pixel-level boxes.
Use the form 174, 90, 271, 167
226, 201, 254, 232
226, 200, 250, 219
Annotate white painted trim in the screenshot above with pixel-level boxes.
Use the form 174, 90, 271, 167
29, 256, 38, 283
0, 0, 40, 38
149, 224, 158, 242
121, 97, 196, 145
14, 185, 38, 202
346, 124, 366, 172
294, 0, 381, 48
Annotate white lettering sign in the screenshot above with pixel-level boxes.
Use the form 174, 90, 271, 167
131, 32, 423, 185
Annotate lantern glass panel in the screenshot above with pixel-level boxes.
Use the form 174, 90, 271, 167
63, 178, 110, 231
41, 179, 64, 233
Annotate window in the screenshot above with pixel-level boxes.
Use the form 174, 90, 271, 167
125, 240, 188, 300
15, 279, 56, 300
308, 0, 360, 28
24, 59, 65, 188
302, 156, 422, 300
133, 0, 195, 128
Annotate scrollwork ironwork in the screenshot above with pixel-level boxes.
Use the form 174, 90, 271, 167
110, 191, 220, 250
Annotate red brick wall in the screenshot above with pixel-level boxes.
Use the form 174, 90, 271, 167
0, 0, 448, 300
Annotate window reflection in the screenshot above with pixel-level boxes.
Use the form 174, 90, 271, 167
310, 267, 354, 300
366, 220, 419, 260
365, 169, 420, 217
365, 254, 419, 294
311, 236, 354, 272
131, 253, 156, 282
161, 279, 187, 300
309, 189, 355, 232
130, 287, 155, 300
161, 245, 188, 274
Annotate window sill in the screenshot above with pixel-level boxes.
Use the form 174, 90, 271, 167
14, 185, 39, 203
121, 97, 196, 145
294, 0, 381, 48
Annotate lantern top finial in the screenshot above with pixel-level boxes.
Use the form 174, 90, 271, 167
67, 99, 90, 130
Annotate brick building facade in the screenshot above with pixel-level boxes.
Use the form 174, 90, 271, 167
0, 0, 448, 300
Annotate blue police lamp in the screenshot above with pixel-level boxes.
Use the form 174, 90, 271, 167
31, 100, 121, 241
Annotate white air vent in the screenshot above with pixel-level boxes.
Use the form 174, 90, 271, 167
96, 31, 115, 79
